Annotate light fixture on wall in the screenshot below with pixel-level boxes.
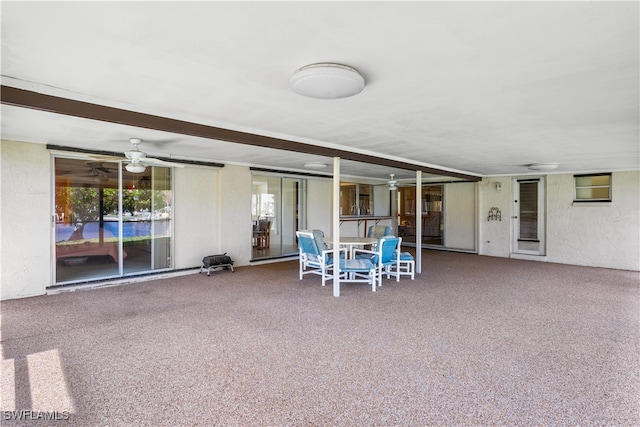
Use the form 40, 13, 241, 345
528, 163, 559, 171
388, 174, 398, 191
290, 63, 365, 99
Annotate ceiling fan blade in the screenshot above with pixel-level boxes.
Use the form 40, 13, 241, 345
142, 157, 185, 168
88, 154, 123, 161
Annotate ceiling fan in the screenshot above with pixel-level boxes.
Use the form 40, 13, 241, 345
388, 174, 398, 191
124, 138, 186, 173
93, 138, 185, 173
85, 162, 117, 176
58, 161, 117, 177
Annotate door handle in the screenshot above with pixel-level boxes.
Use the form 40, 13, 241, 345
511, 216, 518, 219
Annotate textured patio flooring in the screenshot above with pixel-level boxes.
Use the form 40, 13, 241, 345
1, 250, 639, 426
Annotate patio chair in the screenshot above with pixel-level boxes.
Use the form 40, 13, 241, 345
338, 257, 378, 292
296, 230, 346, 287
366, 225, 394, 250
354, 236, 402, 287
393, 251, 415, 280
367, 225, 394, 239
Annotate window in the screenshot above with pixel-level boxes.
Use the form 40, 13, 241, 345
574, 173, 612, 202
340, 182, 373, 216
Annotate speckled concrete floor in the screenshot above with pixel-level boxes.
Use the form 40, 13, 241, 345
1, 251, 639, 426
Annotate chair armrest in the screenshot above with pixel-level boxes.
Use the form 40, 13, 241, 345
321, 247, 347, 260
353, 248, 376, 256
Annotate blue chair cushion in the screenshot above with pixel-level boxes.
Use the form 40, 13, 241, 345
340, 258, 374, 272
399, 252, 414, 261
299, 235, 320, 256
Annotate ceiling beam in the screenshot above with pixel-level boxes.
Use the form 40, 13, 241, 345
1, 85, 481, 181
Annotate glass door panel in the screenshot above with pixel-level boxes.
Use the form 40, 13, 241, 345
423, 185, 443, 246
513, 178, 545, 255
397, 185, 443, 247
122, 167, 173, 275
282, 178, 302, 256
55, 158, 121, 283
54, 158, 173, 285
252, 175, 278, 258
398, 186, 417, 245
251, 174, 306, 260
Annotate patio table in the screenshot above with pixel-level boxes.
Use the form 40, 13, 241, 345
324, 236, 378, 258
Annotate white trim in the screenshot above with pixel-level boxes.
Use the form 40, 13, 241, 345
47, 269, 198, 295
572, 202, 612, 207
510, 254, 548, 262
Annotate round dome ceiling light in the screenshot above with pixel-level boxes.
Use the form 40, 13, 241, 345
528, 163, 559, 171
304, 162, 328, 169
290, 63, 365, 99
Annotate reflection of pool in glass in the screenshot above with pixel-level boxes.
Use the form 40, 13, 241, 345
56, 220, 170, 242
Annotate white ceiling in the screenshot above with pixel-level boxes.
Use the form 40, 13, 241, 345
1, 1, 638, 181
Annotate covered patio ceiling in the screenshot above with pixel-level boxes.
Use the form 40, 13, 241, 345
1, 2, 638, 181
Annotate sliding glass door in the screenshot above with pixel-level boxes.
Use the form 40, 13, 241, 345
121, 167, 173, 274
397, 185, 444, 247
54, 157, 173, 285
251, 173, 306, 260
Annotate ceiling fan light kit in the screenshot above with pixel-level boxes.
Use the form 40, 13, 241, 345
290, 63, 365, 99
125, 163, 146, 173
388, 173, 398, 191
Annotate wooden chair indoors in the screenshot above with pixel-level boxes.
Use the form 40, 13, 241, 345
254, 220, 271, 250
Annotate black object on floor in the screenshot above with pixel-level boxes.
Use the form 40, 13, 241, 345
200, 253, 234, 276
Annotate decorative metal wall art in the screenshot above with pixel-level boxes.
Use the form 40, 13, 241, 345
488, 207, 502, 221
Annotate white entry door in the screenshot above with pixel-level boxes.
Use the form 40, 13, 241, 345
512, 177, 545, 256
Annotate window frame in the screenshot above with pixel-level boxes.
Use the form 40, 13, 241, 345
340, 182, 374, 217
573, 173, 612, 203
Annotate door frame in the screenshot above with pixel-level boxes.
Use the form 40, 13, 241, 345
52, 155, 174, 286
511, 176, 546, 256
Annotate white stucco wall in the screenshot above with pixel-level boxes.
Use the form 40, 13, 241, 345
546, 171, 640, 270
217, 164, 252, 266
173, 165, 220, 269
479, 172, 640, 271
306, 178, 333, 235
444, 182, 477, 251
478, 177, 513, 258
2, 139, 638, 301
373, 184, 391, 217
1, 140, 51, 300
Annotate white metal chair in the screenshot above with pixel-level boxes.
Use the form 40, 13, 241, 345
394, 251, 415, 280
296, 230, 345, 287
339, 258, 378, 292
366, 225, 394, 239
354, 236, 402, 287
366, 225, 394, 250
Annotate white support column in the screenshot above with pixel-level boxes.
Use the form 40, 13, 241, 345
415, 170, 422, 274
332, 157, 341, 297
